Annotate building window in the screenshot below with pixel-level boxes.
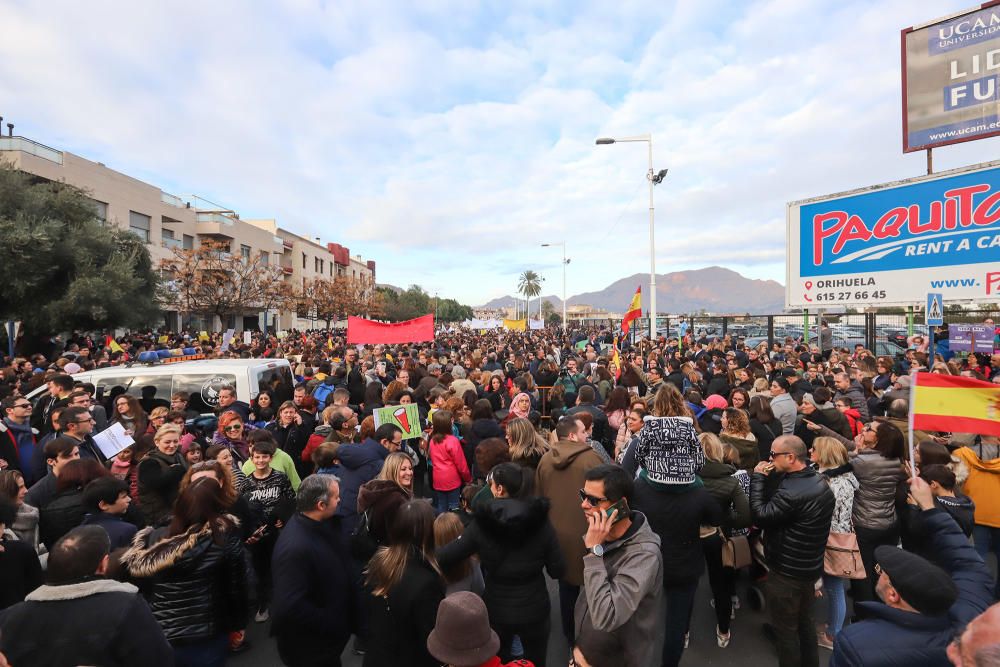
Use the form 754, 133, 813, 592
128, 211, 151, 242
90, 199, 108, 224
240, 244, 251, 261
330, 263, 333, 277
302, 252, 306, 269
182, 234, 194, 250
319, 259, 324, 274
260, 250, 269, 266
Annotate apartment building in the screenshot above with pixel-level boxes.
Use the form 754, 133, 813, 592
0, 133, 375, 332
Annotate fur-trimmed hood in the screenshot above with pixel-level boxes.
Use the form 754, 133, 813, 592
25, 578, 138, 602
473, 496, 551, 543
120, 515, 238, 578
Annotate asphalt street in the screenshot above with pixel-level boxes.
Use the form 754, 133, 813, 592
233, 574, 835, 667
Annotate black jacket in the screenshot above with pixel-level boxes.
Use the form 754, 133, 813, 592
271, 513, 357, 660
121, 517, 248, 644
39, 488, 86, 551
0, 534, 43, 610
631, 476, 722, 584
750, 418, 782, 464
705, 374, 731, 399
437, 496, 564, 625
699, 461, 752, 535
465, 418, 504, 479
137, 450, 187, 526
566, 404, 611, 450
363, 553, 444, 667
0, 578, 173, 667
750, 467, 835, 580
267, 421, 310, 479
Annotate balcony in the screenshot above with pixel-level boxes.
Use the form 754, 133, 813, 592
0, 137, 64, 164
160, 191, 186, 208
161, 237, 183, 250
195, 212, 236, 239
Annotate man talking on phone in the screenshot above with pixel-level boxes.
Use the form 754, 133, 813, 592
751, 435, 834, 667
575, 465, 664, 667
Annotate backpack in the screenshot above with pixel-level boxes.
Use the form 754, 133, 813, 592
312, 382, 335, 407
349, 508, 379, 561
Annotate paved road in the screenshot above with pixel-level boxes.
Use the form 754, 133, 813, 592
232, 574, 835, 666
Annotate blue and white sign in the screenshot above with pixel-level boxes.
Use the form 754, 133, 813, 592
927, 293, 944, 326
786, 161, 1000, 308
903, 5, 1000, 152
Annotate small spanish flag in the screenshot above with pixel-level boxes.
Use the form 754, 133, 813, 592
610, 337, 622, 380
912, 372, 1000, 436
105, 335, 127, 360
621, 287, 642, 337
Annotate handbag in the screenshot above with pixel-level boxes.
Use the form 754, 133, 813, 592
721, 534, 752, 569
824, 532, 866, 579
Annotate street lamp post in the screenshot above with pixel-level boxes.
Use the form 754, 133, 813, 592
595, 134, 667, 341
541, 242, 568, 330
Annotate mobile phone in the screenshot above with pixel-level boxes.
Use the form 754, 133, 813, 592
604, 498, 630, 522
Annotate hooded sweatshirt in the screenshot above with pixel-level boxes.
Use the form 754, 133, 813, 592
535, 439, 604, 586
951, 446, 1000, 528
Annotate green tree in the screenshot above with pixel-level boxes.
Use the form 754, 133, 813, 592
518, 270, 542, 319
0, 163, 159, 346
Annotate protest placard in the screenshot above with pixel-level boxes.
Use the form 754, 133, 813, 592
372, 403, 422, 439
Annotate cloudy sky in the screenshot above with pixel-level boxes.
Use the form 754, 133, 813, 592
2, 0, 998, 306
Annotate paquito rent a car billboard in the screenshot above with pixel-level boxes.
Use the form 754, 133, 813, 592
903, 3, 1000, 152
786, 161, 1000, 309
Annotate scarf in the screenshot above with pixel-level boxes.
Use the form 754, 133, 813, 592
508, 392, 532, 420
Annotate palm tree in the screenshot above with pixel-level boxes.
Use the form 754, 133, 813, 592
518, 270, 542, 321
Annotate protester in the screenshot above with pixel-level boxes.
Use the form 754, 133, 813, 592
356, 450, 414, 557
429, 410, 471, 513
426, 591, 533, 667
137, 424, 188, 526
0, 499, 42, 610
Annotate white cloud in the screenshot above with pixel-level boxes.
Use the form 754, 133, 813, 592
0, 0, 996, 307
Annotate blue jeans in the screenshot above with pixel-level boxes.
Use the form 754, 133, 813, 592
973, 524, 1000, 598
662, 579, 698, 667
821, 574, 848, 636
435, 487, 461, 513
172, 634, 228, 667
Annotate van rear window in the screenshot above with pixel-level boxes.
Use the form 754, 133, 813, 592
172, 374, 238, 414
256, 365, 293, 405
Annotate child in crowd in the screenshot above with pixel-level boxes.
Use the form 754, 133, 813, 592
80, 477, 138, 549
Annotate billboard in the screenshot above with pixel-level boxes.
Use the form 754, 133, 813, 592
786, 161, 1000, 308
903, 3, 1000, 152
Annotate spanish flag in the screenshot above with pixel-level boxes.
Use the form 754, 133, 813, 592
621, 287, 642, 337
105, 335, 127, 360
912, 372, 1000, 436
610, 337, 622, 379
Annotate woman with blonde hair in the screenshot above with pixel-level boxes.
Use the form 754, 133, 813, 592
356, 451, 415, 561
137, 424, 188, 526
813, 436, 859, 649
720, 408, 758, 472
364, 499, 444, 667
748, 377, 770, 398
433, 511, 484, 596
698, 432, 751, 646
506, 417, 549, 470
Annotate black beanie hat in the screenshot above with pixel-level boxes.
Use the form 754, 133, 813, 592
875, 545, 957, 616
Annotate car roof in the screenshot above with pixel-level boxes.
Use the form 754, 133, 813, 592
71, 358, 289, 378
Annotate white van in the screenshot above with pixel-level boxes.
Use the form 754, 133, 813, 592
26, 357, 295, 415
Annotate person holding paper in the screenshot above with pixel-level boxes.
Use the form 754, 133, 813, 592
59, 406, 104, 464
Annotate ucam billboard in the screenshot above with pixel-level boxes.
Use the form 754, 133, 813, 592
903, 3, 1000, 152
786, 161, 1000, 309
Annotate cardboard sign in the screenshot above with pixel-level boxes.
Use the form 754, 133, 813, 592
372, 403, 422, 439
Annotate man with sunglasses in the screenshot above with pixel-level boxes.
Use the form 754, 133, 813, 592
751, 435, 834, 667
0, 396, 39, 484
58, 405, 104, 463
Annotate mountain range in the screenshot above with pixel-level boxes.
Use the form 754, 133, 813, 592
479, 266, 785, 314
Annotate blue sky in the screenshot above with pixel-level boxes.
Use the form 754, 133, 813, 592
2, 0, 999, 306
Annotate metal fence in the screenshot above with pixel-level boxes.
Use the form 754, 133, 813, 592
621, 310, 999, 356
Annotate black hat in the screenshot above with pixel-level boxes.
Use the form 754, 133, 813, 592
875, 545, 957, 615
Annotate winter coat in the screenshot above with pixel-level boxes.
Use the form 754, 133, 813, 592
750, 467, 835, 580
850, 451, 906, 531
770, 393, 797, 435
266, 420, 310, 479
952, 446, 1000, 528
574, 512, 664, 667
0, 533, 43, 610
705, 374, 731, 399
631, 476, 722, 584
39, 488, 86, 551
211, 428, 253, 464
271, 513, 357, 661
834, 383, 871, 422
363, 553, 444, 667
720, 433, 759, 473
357, 479, 411, 547
821, 464, 859, 534
0, 578, 173, 667
830, 509, 995, 667
750, 417, 782, 463
535, 439, 605, 586
81, 511, 139, 550
137, 450, 188, 526
1, 418, 39, 485
632, 415, 703, 484
698, 407, 724, 435
11, 502, 39, 548
121, 517, 248, 644
699, 460, 752, 535
902, 494, 976, 561
429, 434, 471, 492
335, 439, 390, 536
465, 418, 504, 479
437, 496, 564, 626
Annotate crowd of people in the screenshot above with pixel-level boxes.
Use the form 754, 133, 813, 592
0, 324, 998, 667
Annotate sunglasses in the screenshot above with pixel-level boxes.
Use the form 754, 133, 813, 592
13, 403, 31, 409
224, 424, 243, 432
769, 451, 792, 459
578, 489, 608, 506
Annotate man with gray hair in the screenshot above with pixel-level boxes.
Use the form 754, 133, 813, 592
271, 474, 357, 667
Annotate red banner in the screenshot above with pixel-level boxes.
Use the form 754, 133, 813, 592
347, 315, 435, 345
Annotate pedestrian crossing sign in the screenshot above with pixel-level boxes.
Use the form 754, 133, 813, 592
926, 293, 943, 326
